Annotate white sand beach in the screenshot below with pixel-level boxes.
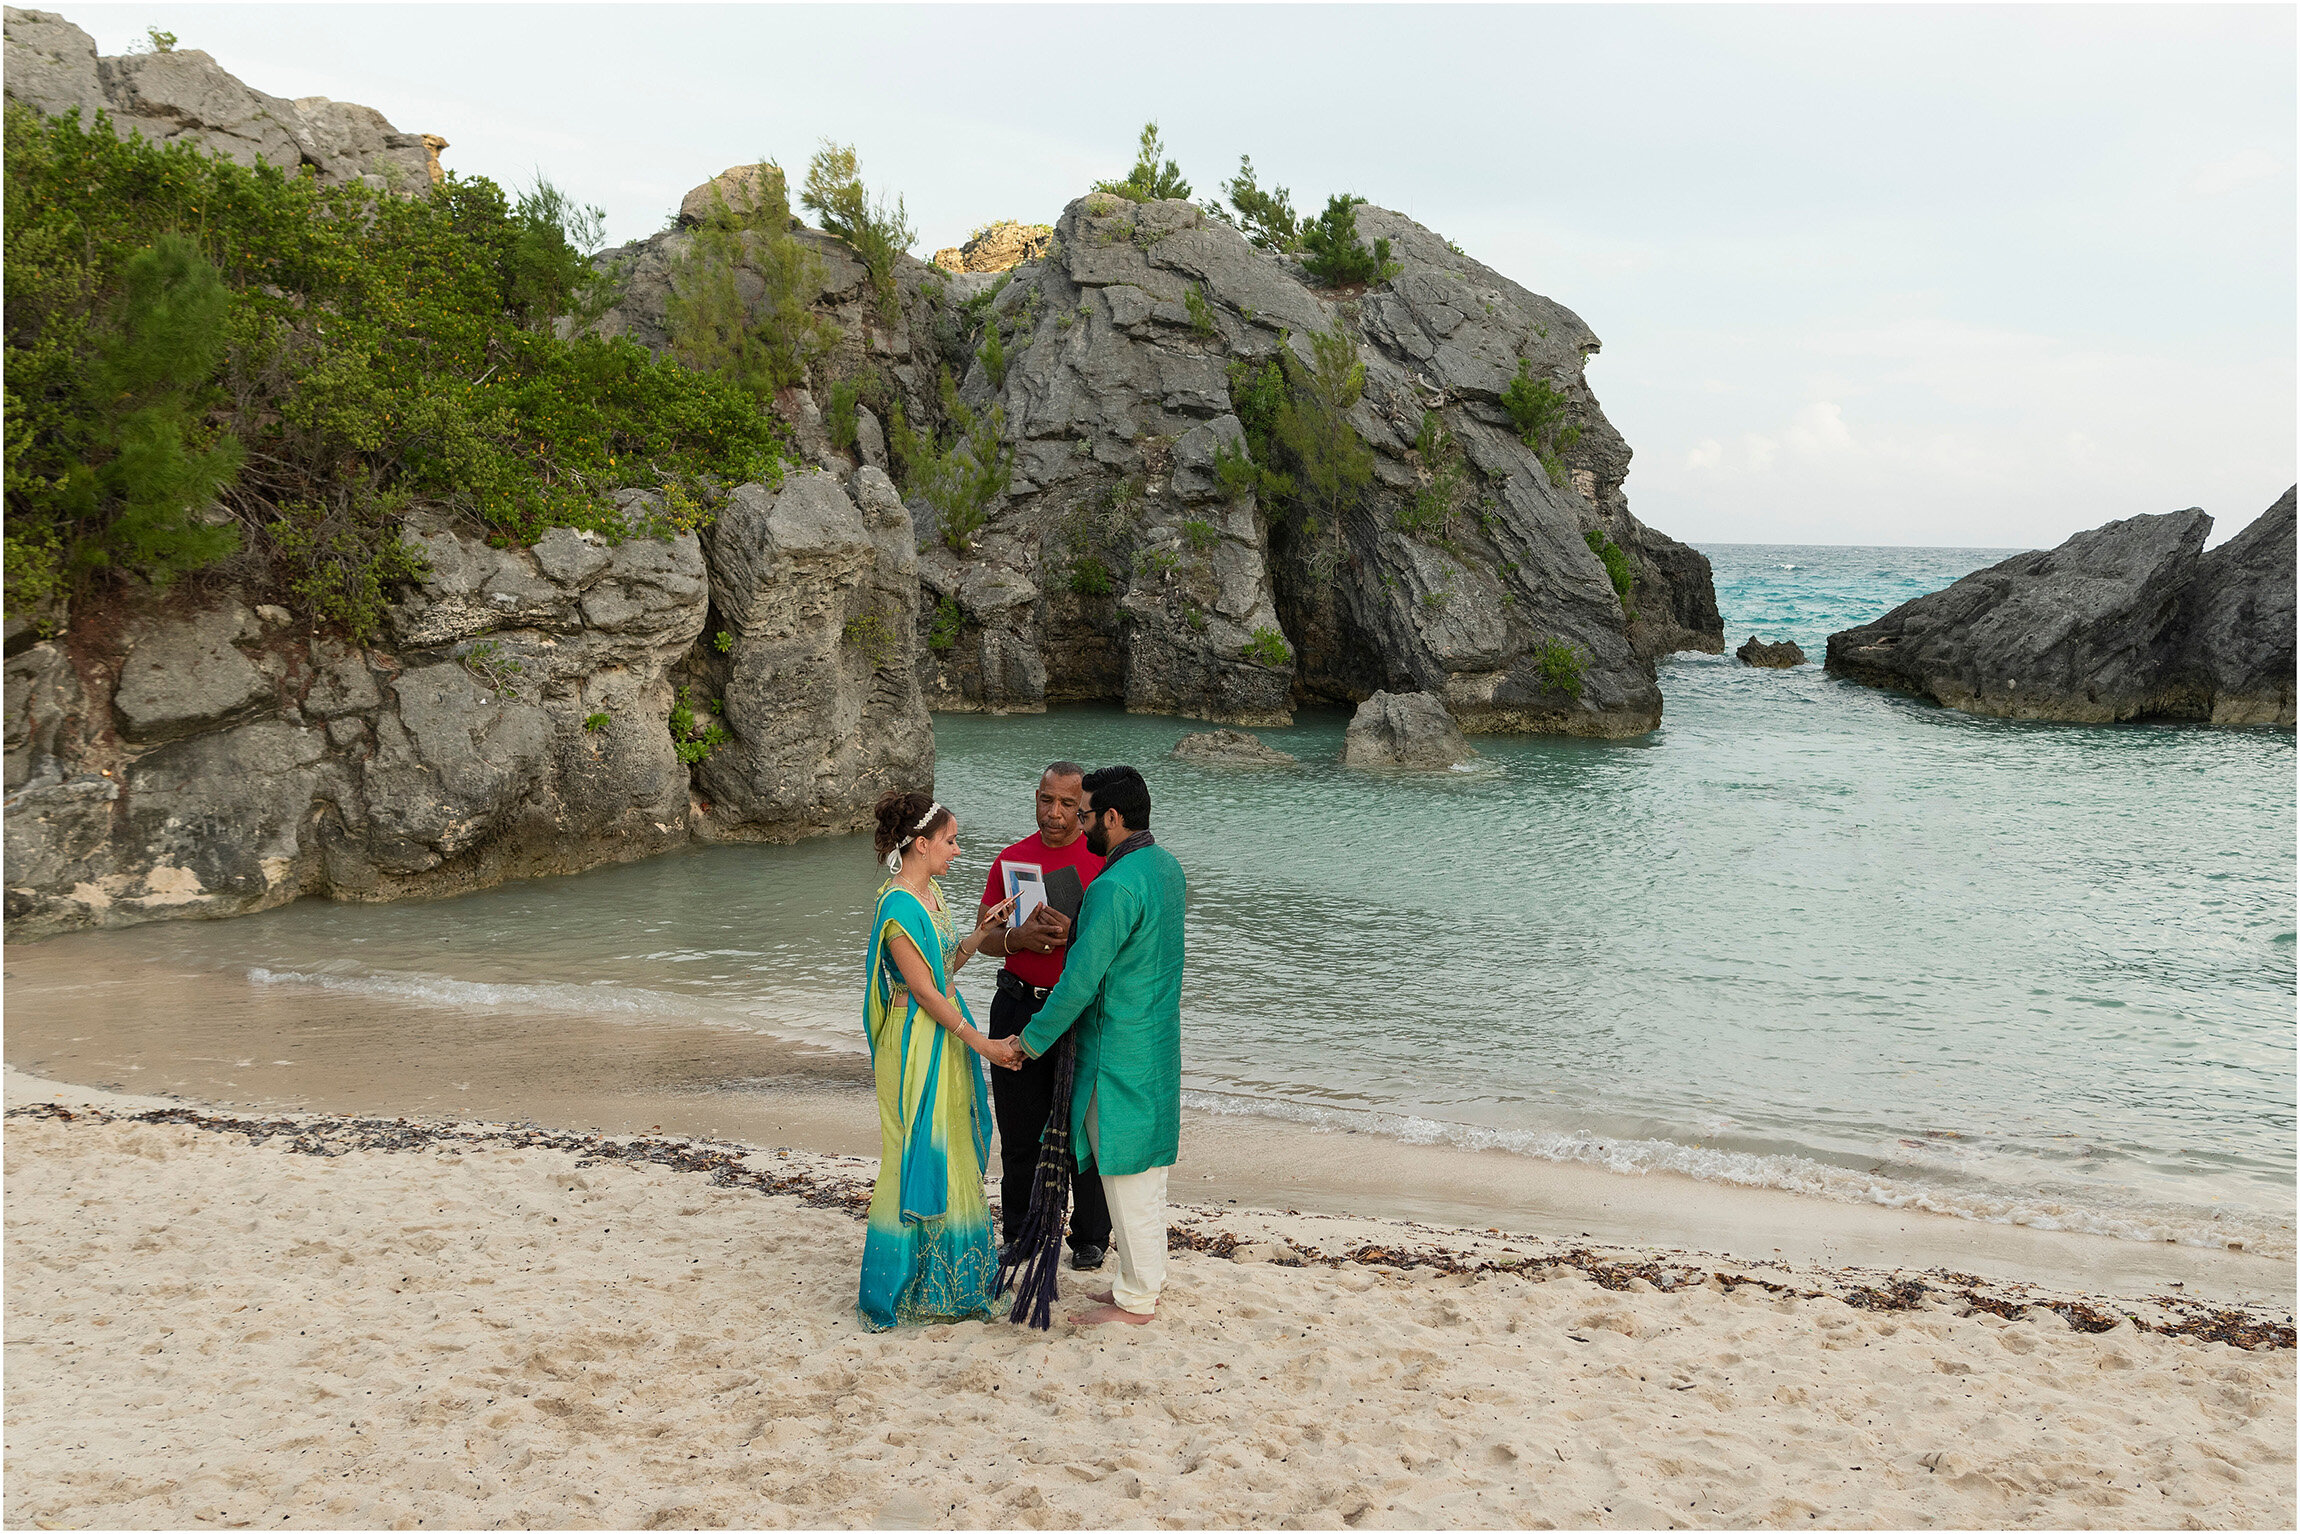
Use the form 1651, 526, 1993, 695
5, 1071, 2292, 1531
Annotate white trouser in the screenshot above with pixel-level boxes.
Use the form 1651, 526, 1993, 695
1086, 1091, 1168, 1315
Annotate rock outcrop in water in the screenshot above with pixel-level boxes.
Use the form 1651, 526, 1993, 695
587, 189, 1724, 736
2, 8, 443, 188
1737, 636, 1805, 668
1168, 728, 1296, 767
1341, 691, 1475, 769
1825, 488, 2296, 727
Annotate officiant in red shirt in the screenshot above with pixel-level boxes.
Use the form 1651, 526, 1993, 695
977, 761, 1112, 1270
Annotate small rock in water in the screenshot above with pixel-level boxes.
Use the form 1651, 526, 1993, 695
1736, 635, 1806, 668
1342, 691, 1475, 769
1169, 728, 1297, 766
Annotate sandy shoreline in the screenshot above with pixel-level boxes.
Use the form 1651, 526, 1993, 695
5, 1071, 2293, 1529
6, 951, 2291, 1307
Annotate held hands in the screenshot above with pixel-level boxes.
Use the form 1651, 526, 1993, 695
979, 1034, 1027, 1071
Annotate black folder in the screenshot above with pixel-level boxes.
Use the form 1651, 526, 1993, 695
1044, 864, 1086, 926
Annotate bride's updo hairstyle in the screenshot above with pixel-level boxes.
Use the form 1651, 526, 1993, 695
873, 789, 951, 864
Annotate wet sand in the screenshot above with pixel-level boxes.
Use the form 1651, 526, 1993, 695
4, 948, 2290, 1308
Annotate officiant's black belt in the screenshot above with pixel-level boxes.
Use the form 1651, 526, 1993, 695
996, 969, 1053, 1003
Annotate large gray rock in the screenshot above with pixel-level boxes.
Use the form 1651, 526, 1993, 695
1341, 691, 1475, 769
2167, 488, 2295, 726
110, 605, 272, 743
3, 8, 436, 189
689, 466, 935, 838
1825, 490, 2296, 726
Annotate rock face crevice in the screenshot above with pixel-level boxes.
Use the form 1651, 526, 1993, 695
1824, 488, 2296, 727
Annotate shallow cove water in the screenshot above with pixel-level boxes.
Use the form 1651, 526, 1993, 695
6, 545, 2293, 1268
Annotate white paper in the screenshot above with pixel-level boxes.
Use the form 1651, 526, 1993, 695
1002, 863, 1046, 926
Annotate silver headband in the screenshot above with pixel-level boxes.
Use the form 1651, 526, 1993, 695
910, 801, 942, 832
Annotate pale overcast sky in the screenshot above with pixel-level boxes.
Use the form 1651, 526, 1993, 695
51, 3, 2297, 549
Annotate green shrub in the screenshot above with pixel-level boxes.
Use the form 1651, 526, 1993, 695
713, 629, 735, 653
3, 105, 783, 636
801, 141, 914, 325
1584, 528, 1635, 603
825, 379, 860, 453
668, 685, 732, 764
1398, 411, 1469, 542
667, 167, 837, 400
1272, 323, 1374, 531
926, 594, 964, 652
1219, 155, 1302, 251
888, 367, 1010, 552
270, 491, 430, 640
583, 711, 609, 732
1242, 624, 1292, 668
1068, 554, 1114, 597
1220, 329, 1373, 532
1533, 636, 1587, 699
1184, 282, 1218, 340
1501, 359, 1581, 486
460, 639, 524, 700
1094, 121, 1191, 203
1184, 606, 1208, 632
1299, 196, 1399, 288
1134, 547, 1180, 580
1182, 517, 1219, 553
978, 319, 1007, 388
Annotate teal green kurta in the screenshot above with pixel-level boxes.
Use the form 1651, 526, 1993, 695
1018, 841, 1186, 1176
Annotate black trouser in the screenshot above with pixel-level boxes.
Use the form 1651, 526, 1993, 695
987, 975, 1112, 1254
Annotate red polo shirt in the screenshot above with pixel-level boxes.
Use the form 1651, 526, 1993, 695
982, 831, 1104, 990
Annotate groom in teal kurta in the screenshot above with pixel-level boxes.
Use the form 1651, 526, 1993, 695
1016, 764, 1184, 1324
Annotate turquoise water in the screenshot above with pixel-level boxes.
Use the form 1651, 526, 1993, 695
40, 545, 2296, 1255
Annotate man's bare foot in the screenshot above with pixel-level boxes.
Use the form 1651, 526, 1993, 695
1068, 1303, 1153, 1326
1085, 1288, 1115, 1306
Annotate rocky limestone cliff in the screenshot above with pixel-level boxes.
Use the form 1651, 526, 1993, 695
3, 465, 935, 938
3, 7, 442, 188
2, 30, 1724, 937
591, 191, 1723, 738
1824, 488, 2296, 727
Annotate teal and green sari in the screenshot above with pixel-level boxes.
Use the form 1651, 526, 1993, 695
857, 879, 998, 1330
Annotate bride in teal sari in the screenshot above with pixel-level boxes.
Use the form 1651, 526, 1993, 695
858, 790, 1021, 1330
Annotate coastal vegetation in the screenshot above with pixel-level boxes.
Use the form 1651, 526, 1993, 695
1094, 121, 1192, 204
888, 367, 1010, 552
1213, 157, 1397, 288
665, 165, 837, 400
2, 103, 785, 638
1533, 635, 1589, 698
1243, 624, 1292, 669
1585, 528, 1637, 615
800, 142, 914, 325
1502, 358, 1581, 488
1222, 325, 1374, 539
